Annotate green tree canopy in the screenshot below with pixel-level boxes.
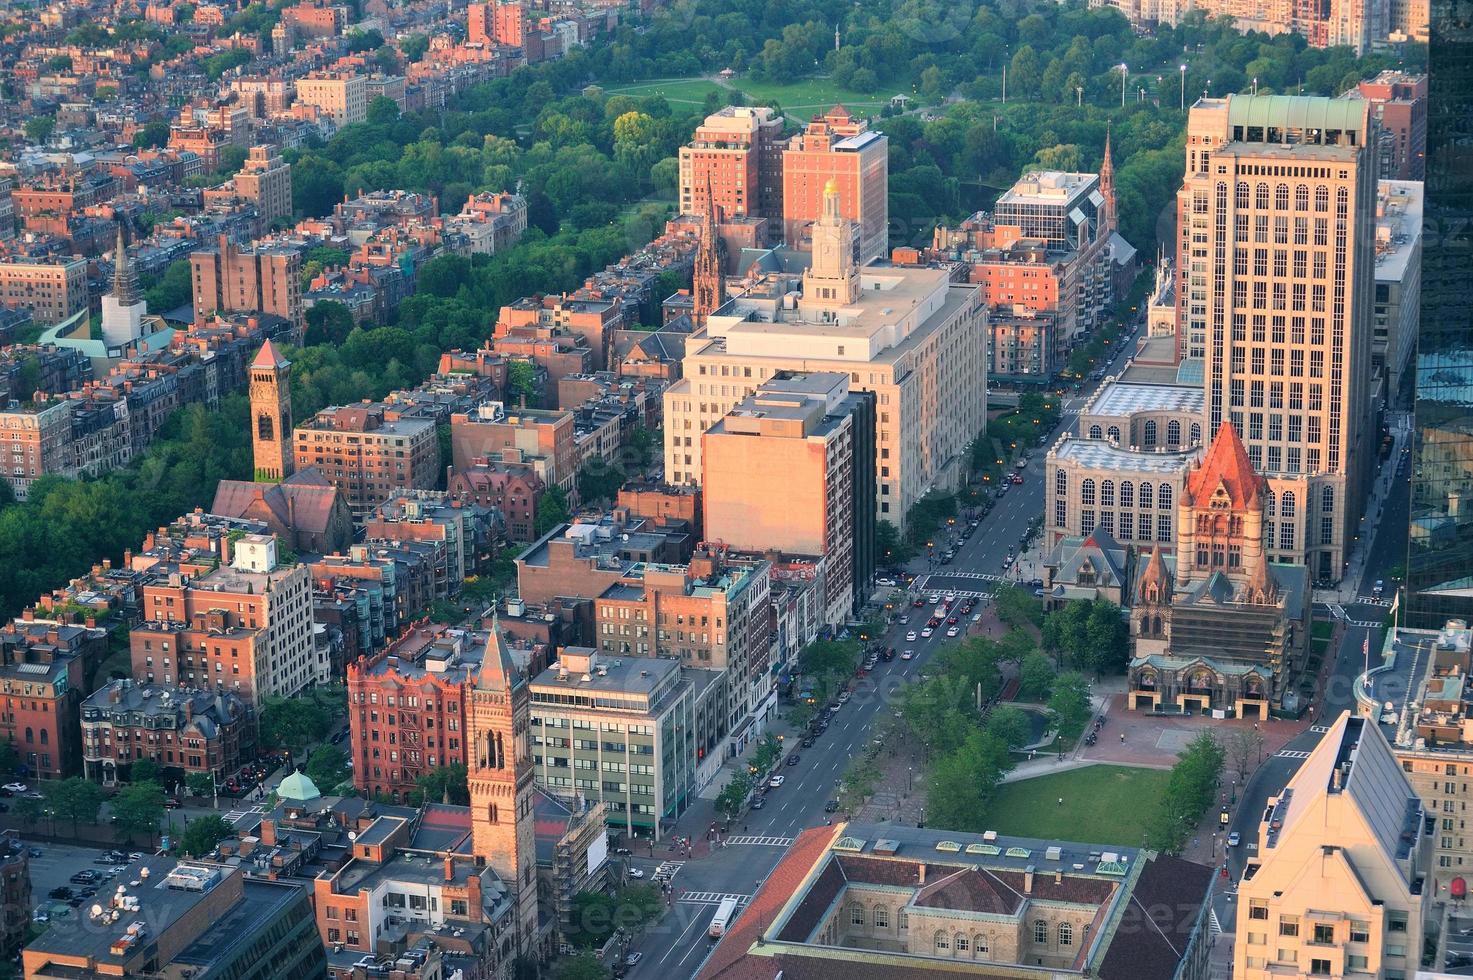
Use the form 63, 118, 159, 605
112, 780, 165, 844
47, 777, 105, 834
1047, 672, 1093, 738
178, 814, 234, 857
412, 763, 469, 806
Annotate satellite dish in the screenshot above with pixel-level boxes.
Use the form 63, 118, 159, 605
348, 831, 357, 841
90, 904, 102, 917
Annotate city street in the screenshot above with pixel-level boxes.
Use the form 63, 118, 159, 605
622, 325, 1143, 979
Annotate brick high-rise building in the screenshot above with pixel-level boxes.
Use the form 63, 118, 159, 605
295, 72, 367, 127
190, 235, 303, 330
294, 404, 440, 519
782, 106, 889, 263
679, 106, 786, 232
234, 145, 293, 226
1352, 71, 1428, 180
0, 253, 87, 326
249, 339, 293, 481
1178, 95, 1377, 582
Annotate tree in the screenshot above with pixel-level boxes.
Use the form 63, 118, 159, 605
14, 793, 46, 828
292, 154, 346, 218
1148, 732, 1224, 853
750, 734, 782, 775
505, 360, 537, 406
305, 744, 349, 791
130, 758, 159, 784
132, 120, 170, 150
994, 584, 1043, 630
1046, 672, 1092, 738
0, 738, 18, 776
399, 32, 429, 62
533, 486, 569, 536
526, 190, 559, 236
305, 301, 355, 346
875, 519, 909, 566
185, 771, 215, 798
144, 259, 193, 313
24, 116, 55, 143
178, 814, 234, 857
47, 777, 105, 835
1018, 652, 1056, 700
259, 696, 333, 753
1224, 727, 1266, 783
565, 885, 663, 948
985, 706, 1033, 748
112, 780, 165, 845
926, 731, 1012, 832
1082, 600, 1130, 674
715, 771, 752, 821
413, 763, 469, 806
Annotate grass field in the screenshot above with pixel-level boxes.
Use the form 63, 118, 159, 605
983, 765, 1169, 848
604, 75, 896, 114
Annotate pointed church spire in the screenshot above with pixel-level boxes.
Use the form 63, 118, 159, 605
1243, 547, 1278, 605
1099, 124, 1116, 232
1141, 543, 1169, 599
476, 614, 520, 692
111, 220, 140, 306
692, 173, 725, 327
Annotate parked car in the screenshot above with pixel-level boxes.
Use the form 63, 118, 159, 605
163, 798, 183, 809
786, 754, 801, 767
768, 775, 786, 788
837, 691, 851, 704
824, 800, 840, 813
750, 796, 766, 810
31, 909, 47, 923
627, 868, 645, 879
1, 783, 25, 793
625, 952, 644, 968
47, 888, 70, 901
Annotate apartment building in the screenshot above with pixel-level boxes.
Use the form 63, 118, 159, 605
190, 235, 303, 328
234, 145, 294, 227
1353, 72, 1428, 180
449, 401, 576, 494
0, 252, 87, 326
0, 617, 105, 779
1179, 95, 1378, 582
296, 72, 367, 127
294, 403, 441, 518
80, 679, 255, 786
679, 106, 786, 232
783, 106, 889, 262
1235, 711, 1429, 979
665, 182, 987, 534
494, 294, 622, 375
528, 647, 719, 840
130, 534, 322, 706
702, 372, 875, 623
0, 400, 73, 500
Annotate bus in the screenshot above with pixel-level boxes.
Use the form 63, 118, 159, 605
708, 896, 740, 939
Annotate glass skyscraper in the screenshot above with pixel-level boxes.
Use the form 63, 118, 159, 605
1406, 0, 1473, 627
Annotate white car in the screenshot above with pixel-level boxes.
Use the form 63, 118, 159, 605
838, 691, 851, 704
946, 627, 959, 637
2, 783, 26, 793
927, 594, 942, 604
900, 650, 914, 660
944, 594, 957, 604
897, 615, 909, 625
768, 775, 786, 788
906, 631, 917, 642
920, 627, 934, 638
628, 867, 645, 879
1227, 832, 1241, 847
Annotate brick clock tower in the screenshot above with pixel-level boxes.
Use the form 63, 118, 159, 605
249, 339, 294, 481
469, 621, 538, 952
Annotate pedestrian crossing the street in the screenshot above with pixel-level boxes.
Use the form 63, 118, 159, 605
679, 891, 752, 906
724, 835, 794, 847
652, 861, 684, 882
1276, 749, 1311, 760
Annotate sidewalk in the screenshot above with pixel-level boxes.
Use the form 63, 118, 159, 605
1315, 417, 1411, 603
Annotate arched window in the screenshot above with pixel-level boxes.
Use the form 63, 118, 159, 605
1107, 425, 1121, 442
1255, 183, 1269, 209
1315, 186, 1329, 212
1034, 920, 1049, 945
1102, 480, 1115, 506
1056, 470, 1067, 497
1059, 922, 1073, 946
1089, 425, 1103, 440
975, 934, 990, 956
1120, 481, 1134, 508
38, 729, 46, 745
1265, 490, 1276, 517
1167, 419, 1181, 445
873, 905, 889, 929
1081, 479, 1096, 505
1322, 485, 1335, 512
955, 934, 970, 954
1294, 185, 1309, 211
1159, 485, 1173, 509
1235, 182, 1249, 209
1275, 184, 1289, 210
23, 728, 31, 744
849, 903, 865, 927
1190, 422, 1202, 444
1281, 491, 1296, 518
1143, 420, 1157, 446
1139, 482, 1154, 509
936, 931, 951, 952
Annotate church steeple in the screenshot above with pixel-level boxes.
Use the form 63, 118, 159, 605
692, 174, 725, 327
467, 618, 537, 954
1099, 125, 1116, 233
111, 221, 140, 306
101, 219, 148, 348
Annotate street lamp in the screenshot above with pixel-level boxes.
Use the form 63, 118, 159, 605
1119, 64, 1128, 107
1179, 64, 1187, 110
1075, 85, 1083, 107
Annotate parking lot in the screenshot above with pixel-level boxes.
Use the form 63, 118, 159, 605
25, 840, 149, 924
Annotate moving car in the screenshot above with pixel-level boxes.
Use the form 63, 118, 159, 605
946, 627, 959, 637
1373, 579, 1385, 597
901, 650, 914, 660
920, 627, 934, 638
906, 631, 917, 642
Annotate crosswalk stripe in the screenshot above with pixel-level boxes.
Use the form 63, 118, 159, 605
724, 836, 794, 847
679, 891, 752, 906
1276, 750, 1311, 759
1310, 725, 1330, 733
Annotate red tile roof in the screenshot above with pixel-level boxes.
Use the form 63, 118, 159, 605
1185, 420, 1264, 508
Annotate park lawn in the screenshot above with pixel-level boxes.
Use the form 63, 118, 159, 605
983, 765, 1169, 848
605, 75, 896, 114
